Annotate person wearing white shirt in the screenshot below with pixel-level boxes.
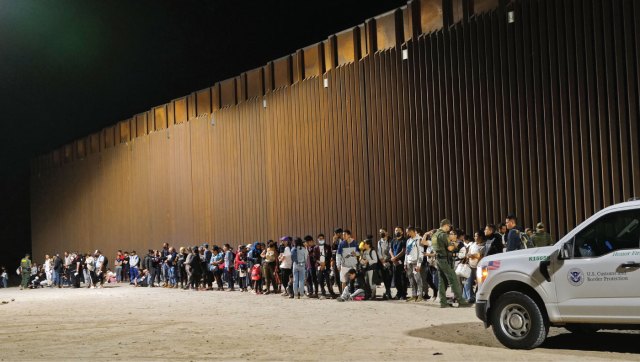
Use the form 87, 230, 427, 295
129, 251, 140, 284
463, 231, 486, 303
43, 255, 53, 286
404, 226, 424, 302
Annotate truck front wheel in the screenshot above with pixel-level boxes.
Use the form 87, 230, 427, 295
490, 291, 548, 349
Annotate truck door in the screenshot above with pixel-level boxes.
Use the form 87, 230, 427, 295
553, 209, 640, 323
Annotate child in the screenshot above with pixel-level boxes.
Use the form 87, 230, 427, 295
336, 268, 366, 302
250, 264, 262, 294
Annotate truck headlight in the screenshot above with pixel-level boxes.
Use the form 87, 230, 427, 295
477, 266, 489, 285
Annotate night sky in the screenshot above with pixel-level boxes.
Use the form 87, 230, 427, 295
0, 0, 407, 271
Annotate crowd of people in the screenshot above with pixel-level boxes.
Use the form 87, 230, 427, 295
11, 214, 554, 308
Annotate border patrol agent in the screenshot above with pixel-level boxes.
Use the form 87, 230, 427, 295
531, 222, 554, 247
20, 254, 32, 290
432, 219, 469, 308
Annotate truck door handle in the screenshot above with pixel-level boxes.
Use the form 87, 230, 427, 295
618, 262, 640, 269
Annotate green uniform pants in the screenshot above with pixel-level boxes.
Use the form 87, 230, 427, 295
21, 272, 30, 288
436, 258, 463, 305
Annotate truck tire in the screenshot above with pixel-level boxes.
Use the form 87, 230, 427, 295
564, 324, 600, 334
490, 291, 548, 349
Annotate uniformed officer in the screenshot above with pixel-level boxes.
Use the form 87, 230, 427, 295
432, 219, 469, 308
19, 254, 32, 290
531, 222, 554, 247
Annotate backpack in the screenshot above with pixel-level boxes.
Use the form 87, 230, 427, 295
368, 250, 381, 270
251, 265, 262, 281
520, 233, 535, 249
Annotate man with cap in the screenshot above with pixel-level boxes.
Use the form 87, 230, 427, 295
431, 219, 468, 308
531, 222, 554, 247
19, 254, 32, 290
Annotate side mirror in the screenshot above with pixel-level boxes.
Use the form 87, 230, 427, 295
559, 242, 572, 260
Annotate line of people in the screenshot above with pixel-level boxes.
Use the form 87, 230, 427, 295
14, 214, 554, 308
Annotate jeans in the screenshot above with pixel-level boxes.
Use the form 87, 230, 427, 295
162, 263, 170, 283
1, 276, 7, 288
280, 268, 292, 295
306, 267, 318, 295
114, 266, 122, 282
405, 262, 423, 297
213, 269, 223, 289
168, 266, 176, 286
364, 269, 376, 298
380, 266, 392, 296
293, 264, 306, 297
392, 263, 407, 298
129, 267, 139, 283
463, 267, 477, 302
263, 262, 277, 292
421, 266, 438, 298
317, 267, 334, 295
236, 270, 246, 289
226, 267, 235, 289
52, 270, 62, 286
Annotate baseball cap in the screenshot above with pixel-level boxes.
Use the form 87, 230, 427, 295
536, 222, 545, 230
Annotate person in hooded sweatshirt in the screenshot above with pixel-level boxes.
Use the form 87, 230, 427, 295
248, 242, 263, 293
483, 224, 503, 257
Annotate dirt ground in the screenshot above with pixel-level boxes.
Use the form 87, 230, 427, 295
0, 285, 639, 361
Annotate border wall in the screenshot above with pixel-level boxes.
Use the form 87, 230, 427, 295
31, 0, 640, 258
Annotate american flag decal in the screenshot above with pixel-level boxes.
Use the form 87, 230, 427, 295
487, 261, 501, 270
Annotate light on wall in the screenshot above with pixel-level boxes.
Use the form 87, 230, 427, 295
507, 11, 515, 23
323, 78, 329, 88
263, 99, 267, 108
402, 48, 408, 60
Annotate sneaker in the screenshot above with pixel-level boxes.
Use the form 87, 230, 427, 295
415, 297, 424, 302
289, 295, 294, 299
336, 297, 345, 302
406, 296, 417, 302
439, 303, 450, 308
458, 301, 472, 308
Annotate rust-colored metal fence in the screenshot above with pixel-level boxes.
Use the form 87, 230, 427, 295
31, 0, 640, 259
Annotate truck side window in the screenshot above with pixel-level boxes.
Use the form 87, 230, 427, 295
573, 210, 640, 258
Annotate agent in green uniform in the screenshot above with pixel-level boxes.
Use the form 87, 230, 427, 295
431, 219, 469, 308
20, 254, 32, 290
531, 222, 554, 247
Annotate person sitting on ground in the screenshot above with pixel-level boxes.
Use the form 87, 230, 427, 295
336, 268, 366, 302
105, 269, 117, 283
136, 269, 149, 287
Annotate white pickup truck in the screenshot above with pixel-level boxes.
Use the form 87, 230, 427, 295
475, 200, 640, 349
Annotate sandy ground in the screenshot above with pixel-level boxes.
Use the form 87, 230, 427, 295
0, 285, 639, 361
